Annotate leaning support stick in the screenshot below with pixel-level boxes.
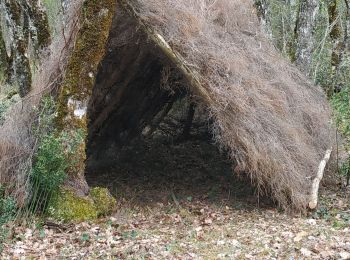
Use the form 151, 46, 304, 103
309, 149, 332, 209
119, 0, 212, 104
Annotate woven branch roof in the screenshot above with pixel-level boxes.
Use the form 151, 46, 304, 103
118, 0, 333, 209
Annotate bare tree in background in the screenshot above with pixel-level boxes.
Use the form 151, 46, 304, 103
328, 0, 344, 93
280, 0, 299, 58
255, 0, 272, 36
294, 0, 319, 75
345, 0, 350, 51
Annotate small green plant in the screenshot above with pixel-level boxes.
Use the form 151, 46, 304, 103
0, 186, 16, 253
131, 230, 138, 239
122, 230, 137, 240
80, 233, 90, 242
27, 94, 86, 215
29, 129, 85, 214
313, 207, 330, 220
29, 133, 68, 213
0, 186, 16, 226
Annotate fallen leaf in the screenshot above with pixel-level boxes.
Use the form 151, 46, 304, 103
300, 248, 312, 257
294, 231, 308, 242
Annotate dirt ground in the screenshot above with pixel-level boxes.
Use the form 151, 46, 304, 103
2, 137, 350, 259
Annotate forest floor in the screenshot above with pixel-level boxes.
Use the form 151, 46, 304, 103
2, 139, 350, 259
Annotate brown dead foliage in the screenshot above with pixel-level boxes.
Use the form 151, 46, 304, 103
124, 0, 333, 209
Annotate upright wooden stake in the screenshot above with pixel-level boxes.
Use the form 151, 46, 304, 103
309, 149, 332, 209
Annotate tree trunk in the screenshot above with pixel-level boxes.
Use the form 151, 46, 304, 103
345, 0, 350, 52
254, 0, 272, 37
0, 27, 8, 79
282, 0, 299, 60
328, 0, 344, 93
294, 0, 319, 75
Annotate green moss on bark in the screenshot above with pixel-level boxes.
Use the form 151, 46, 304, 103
57, 0, 116, 130
16, 38, 32, 97
50, 1, 116, 221
31, 3, 51, 49
5, 1, 21, 24
0, 29, 7, 81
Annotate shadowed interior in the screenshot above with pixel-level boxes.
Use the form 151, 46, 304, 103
85, 8, 260, 207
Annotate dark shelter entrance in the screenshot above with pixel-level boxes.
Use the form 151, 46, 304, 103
85, 8, 258, 207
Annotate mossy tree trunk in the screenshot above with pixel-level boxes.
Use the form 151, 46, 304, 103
56, 0, 117, 196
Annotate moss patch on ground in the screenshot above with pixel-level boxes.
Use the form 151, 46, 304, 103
48, 189, 98, 222
90, 187, 116, 216
48, 187, 116, 222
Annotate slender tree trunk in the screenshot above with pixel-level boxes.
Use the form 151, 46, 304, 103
254, 0, 272, 37
342, 0, 350, 189
282, 0, 299, 59
294, 0, 319, 75
328, 0, 344, 93
345, 0, 350, 51
0, 26, 8, 81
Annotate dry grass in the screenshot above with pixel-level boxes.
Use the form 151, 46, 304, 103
126, 0, 334, 209
0, 1, 83, 206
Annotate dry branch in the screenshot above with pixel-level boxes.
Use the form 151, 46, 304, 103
309, 149, 332, 209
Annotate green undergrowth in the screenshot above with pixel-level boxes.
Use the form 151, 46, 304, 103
1, 0, 118, 224
0, 185, 16, 252
0, 186, 16, 227
29, 129, 85, 214
332, 86, 350, 140
23, 96, 116, 222
331, 85, 350, 181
